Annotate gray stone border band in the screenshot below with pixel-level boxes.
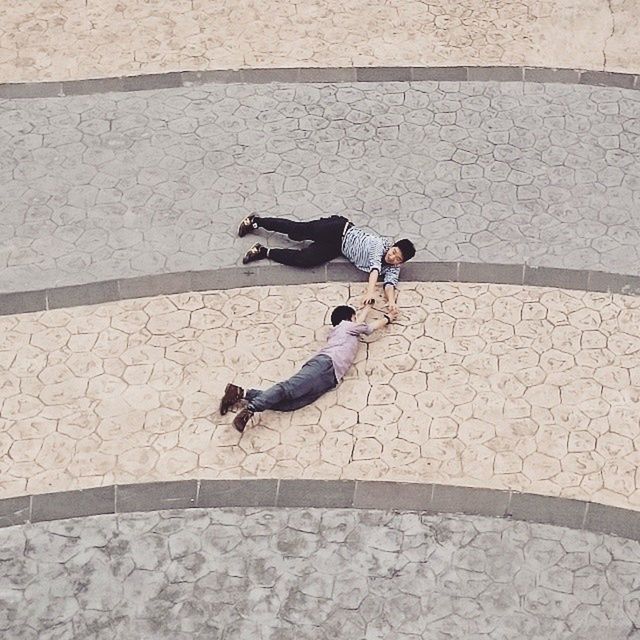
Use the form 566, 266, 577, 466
0, 66, 639, 99
2, 261, 640, 316
1, 479, 638, 541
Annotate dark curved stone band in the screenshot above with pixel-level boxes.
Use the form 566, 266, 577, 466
2, 261, 639, 316
1, 479, 638, 541
0, 66, 638, 99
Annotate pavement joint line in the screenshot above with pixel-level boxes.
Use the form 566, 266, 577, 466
2, 480, 639, 540
3, 262, 640, 316
1, 66, 640, 99
582, 501, 590, 528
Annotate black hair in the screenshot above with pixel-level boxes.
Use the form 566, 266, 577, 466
331, 305, 356, 326
393, 239, 416, 262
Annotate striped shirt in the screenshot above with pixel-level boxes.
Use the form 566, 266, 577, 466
340, 226, 401, 287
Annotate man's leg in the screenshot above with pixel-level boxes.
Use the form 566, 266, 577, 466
257, 215, 347, 243
247, 355, 337, 413
267, 241, 342, 268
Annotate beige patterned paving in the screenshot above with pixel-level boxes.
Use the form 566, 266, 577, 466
1, 283, 640, 511
2, 0, 639, 83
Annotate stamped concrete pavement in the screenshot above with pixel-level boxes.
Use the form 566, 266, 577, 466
2, 0, 640, 83
1, 507, 638, 639
2, 282, 640, 514
1, 80, 640, 295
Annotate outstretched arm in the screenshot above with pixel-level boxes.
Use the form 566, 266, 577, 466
355, 301, 374, 324
384, 284, 398, 314
368, 308, 398, 333
360, 269, 379, 307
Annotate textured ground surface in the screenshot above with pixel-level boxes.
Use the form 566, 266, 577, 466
4, 1, 640, 639
1, 507, 639, 639
2, 0, 640, 83
2, 282, 640, 513
2, 81, 640, 294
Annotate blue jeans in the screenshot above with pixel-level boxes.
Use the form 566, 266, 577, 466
246, 355, 337, 413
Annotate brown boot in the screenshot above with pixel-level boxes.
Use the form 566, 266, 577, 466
233, 408, 254, 433
219, 383, 244, 416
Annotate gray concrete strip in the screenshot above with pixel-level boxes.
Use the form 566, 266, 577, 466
524, 67, 581, 85
458, 262, 524, 286
297, 68, 357, 83
1, 67, 639, 98
508, 492, 588, 530
588, 270, 640, 295
580, 70, 637, 89
585, 502, 640, 540
410, 66, 467, 81
431, 484, 512, 518
117, 272, 193, 300
0, 289, 48, 315
3, 262, 640, 316
239, 68, 303, 84
353, 480, 433, 511
277, 480, 356, 509
0, 496, 30, 528
523, 265, 590, 291
3, 480, 640, 542
197, 479, 278, 508
115, 480, 198, 513
31, 486, 115, 523
356, 67, 413, 82
467, 66, 524, 81
46, 280, 119, 310
0, 81, 63, 99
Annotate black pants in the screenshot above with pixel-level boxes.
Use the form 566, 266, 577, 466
257, 215, 348, 267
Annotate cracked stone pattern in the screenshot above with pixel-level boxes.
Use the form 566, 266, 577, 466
2, 282, 640, 512
1, 508, 639, 639
1, 0, 639, 83
2, 81, 640, 294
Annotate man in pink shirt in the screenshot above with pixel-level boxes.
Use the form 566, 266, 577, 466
219, 303, 396, 432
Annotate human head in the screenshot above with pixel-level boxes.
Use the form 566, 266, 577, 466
331, 305, 356, 326
385, 239, 416, 265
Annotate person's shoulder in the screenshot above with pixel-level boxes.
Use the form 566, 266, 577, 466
341, 320, 372, 335
334, 319, 358, 332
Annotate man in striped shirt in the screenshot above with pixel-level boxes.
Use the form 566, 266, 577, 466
239, 214, 415, 314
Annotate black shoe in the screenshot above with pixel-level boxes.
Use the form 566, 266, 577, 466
242, 243, 267, 264
219, 383, 244, 416
238, 215, 258, 237
233, 408, 254, 433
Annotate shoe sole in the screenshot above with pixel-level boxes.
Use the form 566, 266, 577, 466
219, 383, 240, 416
238, 217, 254, 237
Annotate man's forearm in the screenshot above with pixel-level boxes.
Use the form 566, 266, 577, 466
384, 284, 396, 305
356, 304, 372, 323
366, 270, 379, 297
369, 315, 391, 332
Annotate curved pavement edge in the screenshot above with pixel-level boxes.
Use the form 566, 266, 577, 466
3, 261, 640, 316
1, 479, 638, 541
0, 66, 639, 100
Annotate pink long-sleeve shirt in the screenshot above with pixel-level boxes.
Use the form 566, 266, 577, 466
316, 320, 373, 382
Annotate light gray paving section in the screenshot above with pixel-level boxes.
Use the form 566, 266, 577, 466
1, 81, 640, 294
1, 508, 639, 639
